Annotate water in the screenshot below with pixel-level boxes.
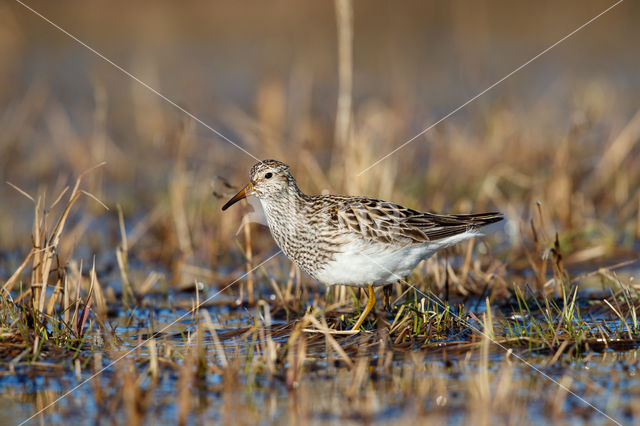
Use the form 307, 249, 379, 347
2, 2, 640, 423
1, 288, 638, 425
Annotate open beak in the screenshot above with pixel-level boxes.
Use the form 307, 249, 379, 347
221, 182, 254, 211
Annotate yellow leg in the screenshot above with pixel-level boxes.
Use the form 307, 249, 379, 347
351, 285, 376, 331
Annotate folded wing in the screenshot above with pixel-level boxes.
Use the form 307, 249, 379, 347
332, 198, 503, 246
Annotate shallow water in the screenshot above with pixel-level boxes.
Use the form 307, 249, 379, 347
2, 288, 638, 425
1, 3, 640, 423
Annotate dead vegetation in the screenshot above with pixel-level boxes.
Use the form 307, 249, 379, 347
1, 1, 639, 424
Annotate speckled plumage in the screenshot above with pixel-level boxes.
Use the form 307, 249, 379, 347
224, 160, 503, 288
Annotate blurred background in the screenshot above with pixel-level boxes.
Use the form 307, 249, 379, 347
0, 0, 638, 287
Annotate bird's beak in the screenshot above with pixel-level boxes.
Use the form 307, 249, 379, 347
221, 182, 254, 211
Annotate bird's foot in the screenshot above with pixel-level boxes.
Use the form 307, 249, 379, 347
351, 284, 376, 331
383, 284, 393, 313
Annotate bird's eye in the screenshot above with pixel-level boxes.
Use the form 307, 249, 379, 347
264, 172, 273, 179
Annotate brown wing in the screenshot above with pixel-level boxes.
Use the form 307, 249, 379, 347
331, 197, 503, 245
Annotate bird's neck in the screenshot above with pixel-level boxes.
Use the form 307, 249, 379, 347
260, 183, 308, 219
259, 183, 312, 244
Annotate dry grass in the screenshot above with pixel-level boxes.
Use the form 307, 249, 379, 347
0, 0, 639, 424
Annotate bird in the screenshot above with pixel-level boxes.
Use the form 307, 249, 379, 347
222, 160, 503, 330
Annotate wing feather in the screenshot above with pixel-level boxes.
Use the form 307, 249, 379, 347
329, 197, 502, 246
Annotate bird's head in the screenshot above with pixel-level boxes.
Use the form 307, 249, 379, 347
221, 160, 293, 210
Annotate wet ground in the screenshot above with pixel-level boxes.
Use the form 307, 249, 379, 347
1, 2, 640, 424
2, 282, 639, 425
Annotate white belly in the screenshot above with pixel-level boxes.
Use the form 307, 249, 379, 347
312, 231, 479, 287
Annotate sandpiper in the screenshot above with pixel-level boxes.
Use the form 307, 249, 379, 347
222, 160, 503, 330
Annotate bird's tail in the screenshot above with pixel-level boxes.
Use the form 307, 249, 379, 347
455, 211, 504, 227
